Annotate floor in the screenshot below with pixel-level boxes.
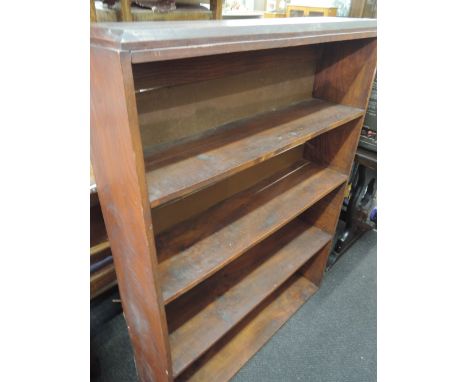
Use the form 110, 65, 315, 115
91, 230, 376, 382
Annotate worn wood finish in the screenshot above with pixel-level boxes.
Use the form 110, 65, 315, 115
304, 117, 364, 175
91, 19, 377, 381
91, 148, 302, 249
90, 149, 302, 268
131, 29, 377, 64
90, 47, 172, 381
89, 149, 305, 299
89, 148, 305, 298
90, 149, 303, 299
145, 99, 363, 207
166, 220, 331, 376
299, 123, 365, 286
139, 31, 375, 64
90, 18, 377, 63
302, 184, 348, 236
132, 45, 320, 91
313, 38, 377, 110
296, 37, 377, 285
152, 147, 304, 233
300, 184, 347, 285
157, 161, 346, 304
300, 183, 347, 284
178, 275, 318, 382
300, 241, 333, 287
137, 61, 317, 149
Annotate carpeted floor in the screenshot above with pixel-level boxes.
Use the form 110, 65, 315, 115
91, 230, 376, 382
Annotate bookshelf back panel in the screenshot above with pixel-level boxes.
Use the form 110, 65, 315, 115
133, 46, 322, 150
151, 145, 304, 234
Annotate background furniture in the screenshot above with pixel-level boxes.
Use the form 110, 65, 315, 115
327, 147, 376, 268
223, 10, 264, 18
350, 0, 377, 18
265, 3, 337, 18
264, 11, 286, 17
359, 75, 377, 151
90, 0, 222, 22
286, 4, 337, 17
91, 17, 376, 381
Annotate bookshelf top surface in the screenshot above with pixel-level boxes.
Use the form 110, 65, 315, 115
91, 17, 377, 63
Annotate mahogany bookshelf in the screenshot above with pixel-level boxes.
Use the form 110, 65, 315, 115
91, 17, 377, 381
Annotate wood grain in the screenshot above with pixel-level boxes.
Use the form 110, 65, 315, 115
300, 241, 332, 287
90, 46, 172, 381
90, 18, 377, 63
90, 20, 377, 380
89, 149, 303, 276
157, 161, 347, 304
300, 183, 347, 285
166, 220, 330, 376
313, 38, 377, 110
137, 60, 316, 150
132, 45, 320, 91
177, 275, 318, 381
145, 98, 363, 207
152, 147, 304, 234
130, 29, 378, 64
298, 37, 377, 285
304, 117, 364, 175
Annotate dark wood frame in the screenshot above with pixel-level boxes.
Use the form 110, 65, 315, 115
91, 18, 376, 381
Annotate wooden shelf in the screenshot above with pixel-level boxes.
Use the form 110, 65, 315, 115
166, 219, 331, 377
90, 158, 345, 298
177, 274, 318, 381
157, 160, 347, 304
91, 19, 377, 381
145, 98, 364, 207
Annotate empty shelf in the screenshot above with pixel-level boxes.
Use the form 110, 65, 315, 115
166, 219, 331, 376
177, 275, 318, 382
157, 160, 347, 304
145, 98, 363, 207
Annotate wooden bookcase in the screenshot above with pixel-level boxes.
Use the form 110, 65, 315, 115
91, 18, 377, 381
